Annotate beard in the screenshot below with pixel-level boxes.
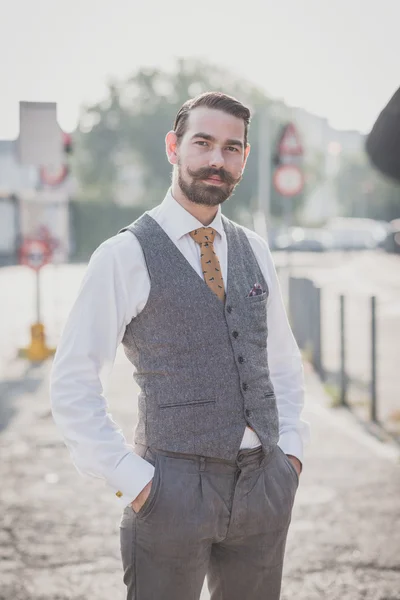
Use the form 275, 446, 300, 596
177, 162, 242, 207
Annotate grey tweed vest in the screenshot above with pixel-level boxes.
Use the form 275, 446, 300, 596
119, 213, 279, 460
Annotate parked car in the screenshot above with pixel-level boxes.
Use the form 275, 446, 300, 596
326, 217, 389, 251
384, 219, 400, 254
273, 227, 334, 252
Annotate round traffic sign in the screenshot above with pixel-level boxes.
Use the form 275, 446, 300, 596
20, 239, 51, 271
273, 165, 304, 197
39, 164, 68, 186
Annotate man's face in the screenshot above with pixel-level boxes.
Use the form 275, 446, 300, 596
175, 107, 249, 207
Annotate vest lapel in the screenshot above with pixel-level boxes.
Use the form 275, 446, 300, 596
144, 215, 225, 307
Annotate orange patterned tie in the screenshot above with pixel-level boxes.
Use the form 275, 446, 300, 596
189, 227, 226, 302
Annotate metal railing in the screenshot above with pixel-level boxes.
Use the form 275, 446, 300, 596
288, 276, 397, 439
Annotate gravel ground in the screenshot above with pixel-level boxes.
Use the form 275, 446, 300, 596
1, 351, 399, 600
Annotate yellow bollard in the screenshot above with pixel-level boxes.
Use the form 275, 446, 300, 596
19, 322, 56, 362
18, 240, 57, 362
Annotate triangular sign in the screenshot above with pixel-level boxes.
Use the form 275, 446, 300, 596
278, 123, 303, 156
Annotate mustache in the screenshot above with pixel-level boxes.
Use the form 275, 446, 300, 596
187, 166, 237, 185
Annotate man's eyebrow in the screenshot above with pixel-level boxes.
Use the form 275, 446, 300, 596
191, 132, 216, 142
191, 132, 244, 148
225, 138, 244, 149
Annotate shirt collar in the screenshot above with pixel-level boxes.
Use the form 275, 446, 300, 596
156, 189, 225, 242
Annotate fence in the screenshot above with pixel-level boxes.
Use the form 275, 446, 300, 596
288, 276, 399, 441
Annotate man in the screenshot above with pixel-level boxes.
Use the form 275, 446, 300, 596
51, 91, 310, 600
366, 86, 400, 182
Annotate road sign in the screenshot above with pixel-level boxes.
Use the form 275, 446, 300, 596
18, 237, 56, 361
273, 165, 304, 197
278, 123, 303, 157
39, 164, 69, 186
20, 239, 51, 271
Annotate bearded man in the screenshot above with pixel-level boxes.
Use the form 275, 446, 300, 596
51, 91, 310, 600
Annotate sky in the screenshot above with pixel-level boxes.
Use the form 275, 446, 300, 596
1, 0, 399, 139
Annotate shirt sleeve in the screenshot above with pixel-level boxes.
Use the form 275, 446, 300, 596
245, 229, 311, 465
50, 239, 154, 507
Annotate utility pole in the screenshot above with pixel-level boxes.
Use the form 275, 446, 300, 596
254, 108, 271, 240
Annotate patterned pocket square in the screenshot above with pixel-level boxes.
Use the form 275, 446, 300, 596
247, 283, 265, 297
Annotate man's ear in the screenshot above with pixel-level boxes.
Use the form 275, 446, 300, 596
166, 131, 179, 165
243, 143, 251, 168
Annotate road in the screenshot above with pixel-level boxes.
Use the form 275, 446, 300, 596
1, 254, 400, 598
1, 345, 399, 599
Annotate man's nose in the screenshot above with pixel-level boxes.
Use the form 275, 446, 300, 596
208, 147, 224, 169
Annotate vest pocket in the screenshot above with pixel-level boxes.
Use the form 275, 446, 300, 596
244, 291, 268, 304
158, 398, 216, 409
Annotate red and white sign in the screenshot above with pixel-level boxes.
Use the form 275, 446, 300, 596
19, 239, 52, 271
273, 165, 304, 197
278, 123, 303, 157
39, 164, 68, 187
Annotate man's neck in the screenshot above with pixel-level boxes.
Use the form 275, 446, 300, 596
171, 182, 219, 227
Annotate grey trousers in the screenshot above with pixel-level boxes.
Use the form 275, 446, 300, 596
119, 443, 299, 600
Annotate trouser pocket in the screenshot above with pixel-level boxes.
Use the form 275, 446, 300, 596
277, 445, 299, 488
134, 451, 162, 519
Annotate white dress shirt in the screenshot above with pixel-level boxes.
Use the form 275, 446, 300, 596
50, 190, 310, 507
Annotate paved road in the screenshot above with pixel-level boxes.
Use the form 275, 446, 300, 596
1, 349, 399, 599
1, 256, 400, 598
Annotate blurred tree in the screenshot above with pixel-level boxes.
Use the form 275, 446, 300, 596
335, 153, 400, 221
73, 58, 313, 224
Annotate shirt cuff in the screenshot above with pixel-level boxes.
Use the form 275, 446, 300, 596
278, 431, 305, 466
106, 451, 155, 508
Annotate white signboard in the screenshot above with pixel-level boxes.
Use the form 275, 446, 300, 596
18, 102, 63, 168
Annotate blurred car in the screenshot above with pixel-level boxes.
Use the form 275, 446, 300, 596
328, 228, 376, 250
326, 217, 389, 250
274, 227, 334, 252
384, 219, 400, 254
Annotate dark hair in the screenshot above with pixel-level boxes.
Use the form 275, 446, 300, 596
173, 91, 251, 147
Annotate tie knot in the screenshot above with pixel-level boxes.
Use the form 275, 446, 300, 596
189, 227, 217, 246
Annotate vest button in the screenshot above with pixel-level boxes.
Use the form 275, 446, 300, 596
226, 305, 232, 314
232, 331, 239, 339
238, 356, 245, 364
245, 409, 251, 417
242, 382, 248, 391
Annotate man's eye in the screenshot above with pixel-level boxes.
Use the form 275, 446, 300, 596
195, 141, 208, 147
227, 146, 239, 152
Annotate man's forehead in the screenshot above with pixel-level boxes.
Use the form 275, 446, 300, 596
186, 107, 245, 139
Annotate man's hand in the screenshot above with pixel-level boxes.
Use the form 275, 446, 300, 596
286, 454, 302, 477
131, 479, 153, 513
